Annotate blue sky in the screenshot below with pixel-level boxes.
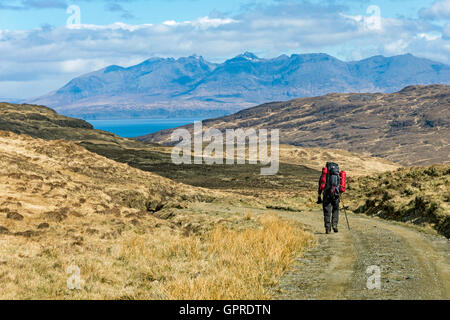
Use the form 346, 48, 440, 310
0, 0, 440, 29
0, 0, 449, 98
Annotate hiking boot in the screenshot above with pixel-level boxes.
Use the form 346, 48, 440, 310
333, 226, 338, 233
325, 228, 331, 234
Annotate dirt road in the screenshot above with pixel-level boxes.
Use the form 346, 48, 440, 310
275, 209, 450, 300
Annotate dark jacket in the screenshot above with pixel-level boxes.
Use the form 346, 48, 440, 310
318, 176, 323, 195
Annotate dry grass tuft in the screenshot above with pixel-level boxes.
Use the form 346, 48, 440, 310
158, 214, 314, 300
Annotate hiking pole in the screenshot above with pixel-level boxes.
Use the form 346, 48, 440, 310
341, 197, 351, 230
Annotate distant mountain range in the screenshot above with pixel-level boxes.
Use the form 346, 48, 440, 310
30, 52, 450, 119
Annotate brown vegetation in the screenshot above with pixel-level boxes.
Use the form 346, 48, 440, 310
347, 164, 450, 237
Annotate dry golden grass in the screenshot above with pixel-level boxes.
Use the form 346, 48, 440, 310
0, 211, 312, 300
159, 214, 313, 299
0, 131, 313, 299
279, 144, 402, 177
0, 130, 211, 220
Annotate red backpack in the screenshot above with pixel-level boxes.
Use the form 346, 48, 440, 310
339, 170, 346, 193
319, 163, 346, 196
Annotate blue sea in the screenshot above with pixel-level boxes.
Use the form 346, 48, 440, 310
87, 118, 202, 138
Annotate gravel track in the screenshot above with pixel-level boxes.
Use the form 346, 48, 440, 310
275, 210, 450, 300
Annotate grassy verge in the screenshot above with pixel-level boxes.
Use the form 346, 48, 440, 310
0, 212, 313, 299
159, 214, 313, 299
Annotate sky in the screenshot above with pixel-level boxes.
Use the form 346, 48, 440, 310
0, 0, 449, 98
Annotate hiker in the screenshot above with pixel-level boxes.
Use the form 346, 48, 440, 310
317, 162, 346, 234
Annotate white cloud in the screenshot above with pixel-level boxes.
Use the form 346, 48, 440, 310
419, 0, 450, 20
161, 17, 236, 28
67, 22, 153, 31
417, 33, 441, 41
384, 39, 410, 55
59, 58, 107, 73
194, 17, 237, 28
443, 23, 450, 39
162, 20, 178, 27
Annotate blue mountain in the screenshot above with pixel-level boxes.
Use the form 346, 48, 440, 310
30, 53, 450, 119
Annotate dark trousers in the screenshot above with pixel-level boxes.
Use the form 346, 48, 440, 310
323, 196, 340, 230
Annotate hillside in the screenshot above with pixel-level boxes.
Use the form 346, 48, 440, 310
0, 103, 400, 196
279, 145, 401, 177
0, 102, 142, 146
0, 130, 210, 222
0, 131, 316, 299
29, 53, 450, 119
347, 164, 450, 238
142, 85, 450, 166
